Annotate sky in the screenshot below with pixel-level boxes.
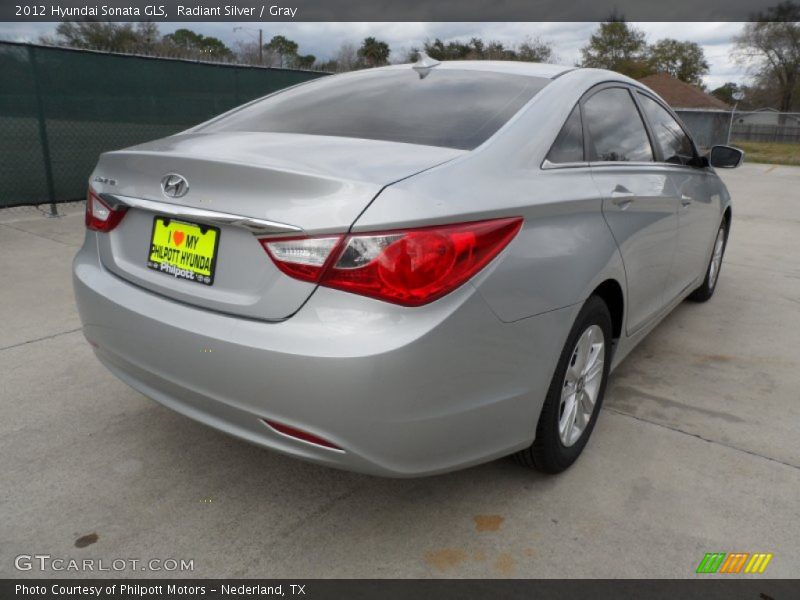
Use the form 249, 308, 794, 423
0, 21, 750, 89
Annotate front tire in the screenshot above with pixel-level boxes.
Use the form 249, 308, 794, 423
514, 296, 612, 474
687, 218, 728, 303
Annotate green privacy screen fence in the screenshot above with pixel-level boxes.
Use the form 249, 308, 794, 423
0, 42, 329, 208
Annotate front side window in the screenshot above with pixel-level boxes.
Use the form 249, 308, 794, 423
583, 87, 653, 162
546, 105, 584, 164
637, 93, 696, 165
200, 69, 549, 150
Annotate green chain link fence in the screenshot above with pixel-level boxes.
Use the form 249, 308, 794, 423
0, 41, 329, 209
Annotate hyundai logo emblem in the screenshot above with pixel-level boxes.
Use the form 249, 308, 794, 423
161, 173, 189, 198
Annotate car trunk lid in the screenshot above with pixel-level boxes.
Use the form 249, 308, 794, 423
91, 132, 464, 320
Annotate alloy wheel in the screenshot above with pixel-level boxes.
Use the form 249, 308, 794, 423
708, 225, 726, 289
559, 324, 606, 447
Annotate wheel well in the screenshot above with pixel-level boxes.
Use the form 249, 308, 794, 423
592, 280, 624, 340
723, 206, 732, 228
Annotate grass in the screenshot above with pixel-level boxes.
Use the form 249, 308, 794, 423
733, 141, 800, 166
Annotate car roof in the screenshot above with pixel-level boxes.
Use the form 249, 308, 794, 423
380, 60, 578, 80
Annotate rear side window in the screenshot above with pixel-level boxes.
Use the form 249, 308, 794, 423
583, 88, 653, 162
546, 105, 584, 163
200, 69, 549, 150
637, 93, 696, 165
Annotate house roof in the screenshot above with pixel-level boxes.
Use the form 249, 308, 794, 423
637, 73, 730, 110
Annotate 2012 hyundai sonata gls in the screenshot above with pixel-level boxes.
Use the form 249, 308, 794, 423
73, 59, 742, 476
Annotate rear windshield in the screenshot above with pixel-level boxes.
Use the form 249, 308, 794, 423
200, 68, 549, 150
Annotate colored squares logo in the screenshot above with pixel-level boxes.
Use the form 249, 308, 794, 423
696, 552, 773, 574
744, 553, 773, 574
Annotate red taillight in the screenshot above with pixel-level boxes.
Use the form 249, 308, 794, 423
85, 187, 127, 232
260, 217, 522, 307
264, 420, 342, 450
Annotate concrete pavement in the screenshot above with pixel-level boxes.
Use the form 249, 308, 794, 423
1, 164, 798, 578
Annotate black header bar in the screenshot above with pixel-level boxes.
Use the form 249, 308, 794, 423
0, 0, 791, 22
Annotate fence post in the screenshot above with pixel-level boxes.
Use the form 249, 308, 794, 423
726, 105, 738, 145
28, 45, 58, 217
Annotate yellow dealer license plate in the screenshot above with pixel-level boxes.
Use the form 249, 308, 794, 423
147, 216, 220, 286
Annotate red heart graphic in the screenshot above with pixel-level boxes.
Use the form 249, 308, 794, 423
172, 231, 185, 246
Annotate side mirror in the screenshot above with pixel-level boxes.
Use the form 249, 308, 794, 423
709, 145, 744, 169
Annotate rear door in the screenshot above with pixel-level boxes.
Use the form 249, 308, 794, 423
585, 85, 680, 334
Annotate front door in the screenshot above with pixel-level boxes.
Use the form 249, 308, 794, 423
582, 85, 679, 334
633, 91, 721, 300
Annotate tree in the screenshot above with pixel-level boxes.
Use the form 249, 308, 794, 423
163, 28, 233, 59
265, 35, 299, 68
293, 54, 316, 69
424, 38, 512, 60
334, 42, 360, 71
647, 39, 709, 86
710, 82, 744, 105
43, 21, 159, 54
234, 40, 263, 66
42, 22, 237, 61
734, 1, 800, 112
580, 20, 651, 77
469, 37, 485, 57
517, 37, 554, 63
317, 42, 360, 72
744, 73, 800, 111
358, 37, 391, 67
422, 38, 472, 60
137, 22, 160, 53
484, 41, 517, 60
418, 37, 553, 63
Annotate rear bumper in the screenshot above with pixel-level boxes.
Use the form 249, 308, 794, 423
73, 235, 576, 476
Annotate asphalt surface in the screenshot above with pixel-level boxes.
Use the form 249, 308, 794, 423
1, 163, 798, 578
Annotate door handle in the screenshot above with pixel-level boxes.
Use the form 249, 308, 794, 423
680, 195, 693, 207
612, 197, 633, 209
611, 185, 635, 209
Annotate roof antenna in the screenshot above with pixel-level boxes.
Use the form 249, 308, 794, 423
412, 51, 440, 79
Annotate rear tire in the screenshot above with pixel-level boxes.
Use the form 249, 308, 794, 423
687, 218, 728, 303
514, 296, 612, 474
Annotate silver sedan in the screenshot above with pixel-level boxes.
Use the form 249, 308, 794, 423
73, 59, 742, 476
